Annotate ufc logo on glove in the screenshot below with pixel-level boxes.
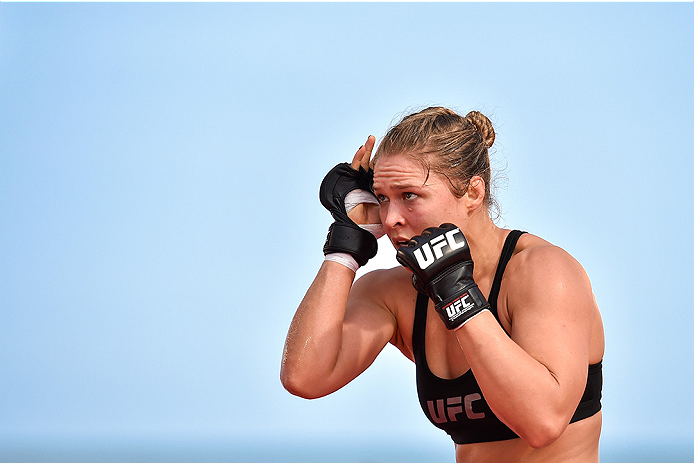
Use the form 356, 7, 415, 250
413, 227, 467, 270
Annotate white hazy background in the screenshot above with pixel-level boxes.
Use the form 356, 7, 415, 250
1, 3, 693, 460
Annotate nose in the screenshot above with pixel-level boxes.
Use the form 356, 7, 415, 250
380, 201, 405, 231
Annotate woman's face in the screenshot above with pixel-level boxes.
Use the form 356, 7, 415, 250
372, 153, 468, 249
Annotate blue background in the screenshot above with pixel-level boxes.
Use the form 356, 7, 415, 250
1, 3, 693, 461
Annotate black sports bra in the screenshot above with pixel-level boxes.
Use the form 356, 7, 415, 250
412, 230, 603, 444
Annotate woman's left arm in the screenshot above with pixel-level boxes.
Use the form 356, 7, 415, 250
455, 244, 597, 448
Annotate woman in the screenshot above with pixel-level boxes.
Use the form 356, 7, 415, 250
281, 107, 604, 462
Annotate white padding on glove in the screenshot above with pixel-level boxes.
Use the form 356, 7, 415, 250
344, 189, 379, 212
324, 252, 359, 273
360, 223, 385, 239
344, 189, 385, 239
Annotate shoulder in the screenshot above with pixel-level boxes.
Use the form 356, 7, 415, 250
352, 265, 419, 317
510, 233, 590, 285
353, 265, 413, 295
501, 233, 594, 322
351, 265, 419, 358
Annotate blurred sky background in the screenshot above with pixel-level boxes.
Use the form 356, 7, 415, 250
1, 2, 693, 461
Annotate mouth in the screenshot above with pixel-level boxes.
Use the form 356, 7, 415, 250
392, 236, 411, 249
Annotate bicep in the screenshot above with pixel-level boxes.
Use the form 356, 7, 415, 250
506, 251, 595, 405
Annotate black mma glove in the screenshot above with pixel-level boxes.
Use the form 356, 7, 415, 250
319, 163, 378, 267
396, 224, 489, 330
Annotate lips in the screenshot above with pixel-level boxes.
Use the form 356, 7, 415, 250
392, 236, 412, 248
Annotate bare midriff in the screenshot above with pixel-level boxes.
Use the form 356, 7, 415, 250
454, 412, 602, 463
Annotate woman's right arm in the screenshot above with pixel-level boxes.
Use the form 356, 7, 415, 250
281, 135, 397, 398
280, 263, 397, 399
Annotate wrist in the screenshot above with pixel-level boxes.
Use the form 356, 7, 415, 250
323, 222, 377, 266
451, 308, 489, 331
324, 253, 359, 273
433, 285, 490, 330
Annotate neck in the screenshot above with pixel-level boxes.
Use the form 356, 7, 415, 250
465, 213, 506, 285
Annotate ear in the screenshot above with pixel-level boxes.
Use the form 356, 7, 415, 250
465, 176, 486, 212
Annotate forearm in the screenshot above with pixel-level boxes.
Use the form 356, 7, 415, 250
280, 260, 355, 398
456, 313, 576, 447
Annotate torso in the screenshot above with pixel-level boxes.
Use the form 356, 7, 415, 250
371, 230, 604, 462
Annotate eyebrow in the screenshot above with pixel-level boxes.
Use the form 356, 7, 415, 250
373, 179, 430, 191
389, 181, 424, 190
372, 181, 407, 190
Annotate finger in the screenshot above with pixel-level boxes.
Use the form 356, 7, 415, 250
351, 143, 365, 170
350, 135, 376, 171
362, 135, 375, 171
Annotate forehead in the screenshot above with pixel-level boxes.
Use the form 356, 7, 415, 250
372, 153, 430, 191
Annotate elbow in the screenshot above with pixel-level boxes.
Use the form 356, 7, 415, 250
280, 367, 308, 398
521, 415, 567, 449
280, 367, 325, 400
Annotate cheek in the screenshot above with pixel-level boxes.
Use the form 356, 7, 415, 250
412, 203, 455, 231
406, 209, 431, 232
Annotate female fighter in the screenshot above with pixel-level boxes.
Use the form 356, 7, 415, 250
281, 106, 604, 462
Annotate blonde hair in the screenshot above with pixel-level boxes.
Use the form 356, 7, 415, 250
374, 106, 498, 217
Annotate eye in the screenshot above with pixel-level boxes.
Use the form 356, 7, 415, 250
376, 194, 388, 203
403, 192, 418, 201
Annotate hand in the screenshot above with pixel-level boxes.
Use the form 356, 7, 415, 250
319, 136, 380, 267
396, 224, 490, 330
346, 136, 380, 226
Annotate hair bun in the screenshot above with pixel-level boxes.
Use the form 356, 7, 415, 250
465, 111, 495, 148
